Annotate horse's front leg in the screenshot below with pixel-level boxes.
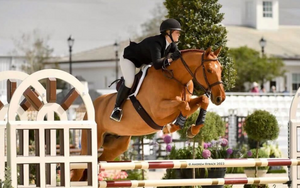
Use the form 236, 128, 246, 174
186, 95, 210, 138
154, 97, 191, 119
155, 97, 189, 134
162, 95, 208, 134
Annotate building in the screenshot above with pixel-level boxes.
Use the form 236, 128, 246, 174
1, 0, 300, 93
220, 0, 300, 92
44, 0, 300, 93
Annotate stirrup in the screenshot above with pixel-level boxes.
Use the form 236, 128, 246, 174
110, 107, 123, 122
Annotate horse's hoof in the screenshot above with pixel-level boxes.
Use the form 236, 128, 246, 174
186, 126, 195, 139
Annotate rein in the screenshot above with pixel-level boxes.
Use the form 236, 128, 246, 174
163, 52, 223, 98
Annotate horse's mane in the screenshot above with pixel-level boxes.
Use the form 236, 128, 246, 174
180, 49, 205, 54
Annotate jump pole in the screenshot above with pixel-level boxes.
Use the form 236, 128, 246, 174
98, 177, 289, 188
96, 158, 300, 170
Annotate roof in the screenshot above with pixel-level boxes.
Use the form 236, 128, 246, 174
47, 40, 130, 63
50, 25, 300, 63
226, 26, 300, 58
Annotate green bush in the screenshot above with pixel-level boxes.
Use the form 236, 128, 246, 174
126, 169, 144, 180
1, 168, 13, 188
244, 110, 279, 143
169, 146, 203, 160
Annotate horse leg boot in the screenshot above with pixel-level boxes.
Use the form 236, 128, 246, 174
162, 113, 187, 134
187, 108, 207, 138
187, 95, 209, 138
110, 83, 131, 122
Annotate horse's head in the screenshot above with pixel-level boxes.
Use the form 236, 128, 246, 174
195, 47, 225, 105
166, 47, 225, 105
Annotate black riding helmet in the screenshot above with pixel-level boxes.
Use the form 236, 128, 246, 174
160, 18, 182, 33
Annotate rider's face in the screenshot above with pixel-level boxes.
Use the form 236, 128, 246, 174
166, 30, 181, 43
171, 30, 181, 42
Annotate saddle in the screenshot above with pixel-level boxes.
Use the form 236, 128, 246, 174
116, 65, 151, 96
112, 65, 163, 130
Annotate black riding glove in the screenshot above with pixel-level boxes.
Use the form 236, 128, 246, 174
162, 58, 170, 68
171, 50, 181, 61
169, 42, 178, 53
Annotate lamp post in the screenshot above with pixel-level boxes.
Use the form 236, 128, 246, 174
114, 42, 119, 80
67, 35, 75, 75
259, 37, 266, 56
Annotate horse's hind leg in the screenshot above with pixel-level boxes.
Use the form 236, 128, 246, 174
98, 135, 131, 161
71, 128, 105, 181
70, 129, 90, 181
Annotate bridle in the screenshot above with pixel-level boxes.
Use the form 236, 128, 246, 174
163, 52, 223, 97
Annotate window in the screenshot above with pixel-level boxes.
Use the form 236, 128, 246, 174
263, 1, 273, 18
292, 73, 300, 91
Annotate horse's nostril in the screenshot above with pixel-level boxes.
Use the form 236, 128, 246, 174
216, 97, 222, 103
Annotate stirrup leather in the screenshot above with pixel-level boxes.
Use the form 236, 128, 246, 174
110, 107, 123, 122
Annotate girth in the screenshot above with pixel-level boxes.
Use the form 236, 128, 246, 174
129, 95, 163, 130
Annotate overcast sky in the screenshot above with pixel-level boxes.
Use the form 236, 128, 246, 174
0, 0, 164, 56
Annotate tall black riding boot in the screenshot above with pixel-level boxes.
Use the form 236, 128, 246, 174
110, 83, 131, 122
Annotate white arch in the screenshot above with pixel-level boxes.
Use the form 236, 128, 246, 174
289, 88, 300, 187
0, 71, 30, 183
6, 69, 97, 188
7, 69, 94, 121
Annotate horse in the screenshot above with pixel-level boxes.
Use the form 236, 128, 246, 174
71, 47, 226, 181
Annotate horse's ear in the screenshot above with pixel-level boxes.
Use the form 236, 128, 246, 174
214, 47, 222, 57
205, 47, 212, 57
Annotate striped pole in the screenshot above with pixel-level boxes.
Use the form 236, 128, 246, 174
98, 158, 300, 170
98, 177, 289, 188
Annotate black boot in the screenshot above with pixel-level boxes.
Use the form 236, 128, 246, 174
110, 83, 131, 122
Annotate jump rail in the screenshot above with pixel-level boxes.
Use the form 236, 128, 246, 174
98, 177, 289, 188
97, 158, 300, 170
69, 158, 300, 170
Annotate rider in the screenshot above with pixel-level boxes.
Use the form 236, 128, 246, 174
110, 18, 182, 122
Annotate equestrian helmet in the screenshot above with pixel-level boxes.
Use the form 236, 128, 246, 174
160, 18, 182, 33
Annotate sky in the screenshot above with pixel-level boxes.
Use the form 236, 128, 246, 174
0, 0, 164, 56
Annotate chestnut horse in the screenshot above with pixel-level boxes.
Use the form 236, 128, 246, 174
71, 47, 226, 181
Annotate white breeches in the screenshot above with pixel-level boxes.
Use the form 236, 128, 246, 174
120, 58, 136, 88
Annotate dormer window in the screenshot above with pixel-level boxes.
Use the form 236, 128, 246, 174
263, 1, 273, 18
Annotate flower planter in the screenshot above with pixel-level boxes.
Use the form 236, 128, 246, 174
202, 168, 226, 188
174, 168, 226, 188
244, 169, 268, 177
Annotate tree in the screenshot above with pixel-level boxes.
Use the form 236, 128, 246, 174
140, 3, 167, 39
229, 46, 285, 92
164, 0, 236, 91
13, 29, 53, 74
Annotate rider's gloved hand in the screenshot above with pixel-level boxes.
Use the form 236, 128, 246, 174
162, 58, 171, 68
171, 50, 181, 61
169, 42, 178, 53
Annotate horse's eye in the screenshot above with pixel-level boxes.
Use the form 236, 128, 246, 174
207, 69, 212, 73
